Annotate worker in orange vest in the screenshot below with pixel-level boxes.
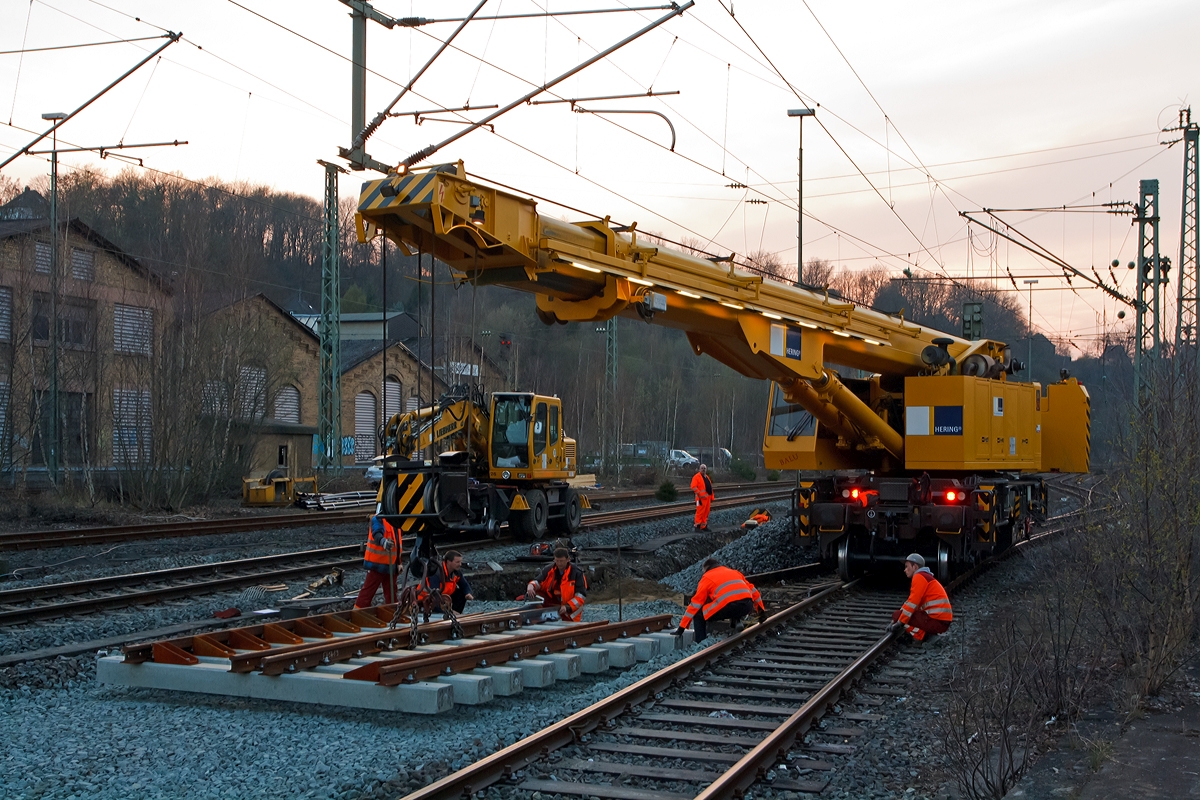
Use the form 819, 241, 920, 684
525, 548, 588, 621
690, 464, 714, 531
674, 558, 766, 642
353, 514, 400, 609
417, 550, 475, 619
892, 553, 953, 642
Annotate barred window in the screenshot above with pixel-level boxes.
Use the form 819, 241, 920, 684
237, 366, 266, 421
0, 382, 9, 469
34, 242, 51, 274
113, 304, 153, 355
0, 287, 11, 342
272, 385, 300, 423
201, 381, 228, 417
112, 388, 152, 464
70, 248, 95, 281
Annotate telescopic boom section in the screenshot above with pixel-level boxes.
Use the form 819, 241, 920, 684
357, 162, 1089, 476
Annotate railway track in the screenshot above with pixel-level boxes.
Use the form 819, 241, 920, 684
0, 490, 791, 628
397, 475, 1103, 800
0, 483, 784, 552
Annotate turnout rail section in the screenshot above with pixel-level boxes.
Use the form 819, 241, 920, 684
98, 606, 684, 713
401, 582, 901, 800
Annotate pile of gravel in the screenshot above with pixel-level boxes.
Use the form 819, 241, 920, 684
659, 501, 800, 592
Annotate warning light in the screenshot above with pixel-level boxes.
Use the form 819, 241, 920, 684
850, 488, 860, 500
946, 490, 957, 502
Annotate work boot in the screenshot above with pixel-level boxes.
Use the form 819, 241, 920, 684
731, 618, 745, 632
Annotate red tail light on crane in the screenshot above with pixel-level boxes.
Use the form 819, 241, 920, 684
945, 490, 958, 502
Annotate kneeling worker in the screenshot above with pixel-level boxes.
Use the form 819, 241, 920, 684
675, 558, 766, 642
892, 553, 953, 642
353, 514, 400, 609
418, 550, 475, 618
525, 548, 588, 621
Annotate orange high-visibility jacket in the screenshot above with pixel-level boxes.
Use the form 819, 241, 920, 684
690, 471, 713, 499
363, 516, 400, 572
530, 562, 588, 618
897, 568, 953, 626
680, 566, 764, 630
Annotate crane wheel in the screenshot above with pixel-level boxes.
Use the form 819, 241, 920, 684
549, 489, 582, 536
513, 490, 549, 540
381, 480, 399, 515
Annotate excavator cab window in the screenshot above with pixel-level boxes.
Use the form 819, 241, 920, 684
767, 382, 816, 439
533, 402, 549, 456
549, 406, 560, 446
492, 394, 532, 468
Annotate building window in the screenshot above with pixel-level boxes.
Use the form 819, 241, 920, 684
277, 444, 288, 468
0, 287, 11, 342
237, 366, 266, 420
113, 303, 153, 356
383, 378, 401, 420
272, 385, 300, 423
354, 391, 376, 463
113, 388, 152, 463
0, 382, 9, 469
70, 248, 95, 282
201, 381, 228, 417
31, 391, 95, 466
31, 294, 95, 349
34, 241, 51, 274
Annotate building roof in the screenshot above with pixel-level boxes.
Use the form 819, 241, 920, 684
0, 192, 170, 292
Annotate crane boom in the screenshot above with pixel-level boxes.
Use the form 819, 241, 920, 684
356, 161, 1088, 478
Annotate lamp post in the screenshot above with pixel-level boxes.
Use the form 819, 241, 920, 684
787, 108, 815, 286
41, 111, 67, 484
1023, 279, 1039, 374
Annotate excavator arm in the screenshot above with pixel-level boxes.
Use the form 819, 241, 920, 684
382, 392, 489, 464
357, 162, 1087, 476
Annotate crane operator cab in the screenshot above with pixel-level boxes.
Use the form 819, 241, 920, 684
489, 392, 572, 479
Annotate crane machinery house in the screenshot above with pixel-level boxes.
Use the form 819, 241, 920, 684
355, 162, 1090, 581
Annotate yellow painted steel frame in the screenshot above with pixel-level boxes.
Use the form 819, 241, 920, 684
357, 162, 1089, 475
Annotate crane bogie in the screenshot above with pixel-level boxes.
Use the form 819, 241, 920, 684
356, 161, 1089, 575
375, 386, 587, 541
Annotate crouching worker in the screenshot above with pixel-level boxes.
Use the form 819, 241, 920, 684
353, 514, 400, 609
418, 550, 474, 618
675, 558, 766, 643
525, 548, 588, 621
892, 553, 953, 642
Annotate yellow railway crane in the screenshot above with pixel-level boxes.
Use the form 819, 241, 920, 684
378, 384, 586, 540
356, 162, 1090, 580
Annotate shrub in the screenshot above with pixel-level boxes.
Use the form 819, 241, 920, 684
729, 457, 756, 481
767, 470, 781, 481
655, 481, 679, 502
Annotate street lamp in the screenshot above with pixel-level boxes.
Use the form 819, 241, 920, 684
41, 111, 67, 484
1023, 279, 1039, 374
787, 108, 816, 286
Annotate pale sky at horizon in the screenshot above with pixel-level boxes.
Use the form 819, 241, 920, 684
1, 0, 1197, 354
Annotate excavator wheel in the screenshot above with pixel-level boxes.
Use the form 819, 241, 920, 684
513, 490, 548, 540
381, 479, 399, 516
549, 489, 583, 536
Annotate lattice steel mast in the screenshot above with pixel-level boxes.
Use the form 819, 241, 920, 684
1173, 108, 1200, 371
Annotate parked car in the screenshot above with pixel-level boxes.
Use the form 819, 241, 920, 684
667, 449, 699, 469
364, 459, 383, 487
683, 446, 733, 468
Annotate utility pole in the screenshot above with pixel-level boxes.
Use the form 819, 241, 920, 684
1023, 279, 1038, 375
1171, 108, 1199, 373
316, 1, 395, 471
1134, 179, 1163, 412
787, 108, 815, 286
27, 123, 183, 484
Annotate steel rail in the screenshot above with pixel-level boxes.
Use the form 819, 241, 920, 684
0, 482, 783, 551
400, 582, 846, 800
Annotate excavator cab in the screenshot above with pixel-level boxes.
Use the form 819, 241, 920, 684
489, 392, 570, 480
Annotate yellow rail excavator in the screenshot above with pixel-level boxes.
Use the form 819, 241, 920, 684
375, 384, 588, 541
356, 161, 1091, 581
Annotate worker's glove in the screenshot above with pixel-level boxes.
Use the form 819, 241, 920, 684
889, 622, 904, 634
382, 538, 395, 551
891, 609, 902, 622
671, 627, 685, 636
758, 611, 768, 625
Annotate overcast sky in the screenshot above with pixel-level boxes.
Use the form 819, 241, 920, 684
1, 0, 1197, 351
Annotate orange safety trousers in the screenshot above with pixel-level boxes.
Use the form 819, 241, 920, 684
694, 494, 712, 528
